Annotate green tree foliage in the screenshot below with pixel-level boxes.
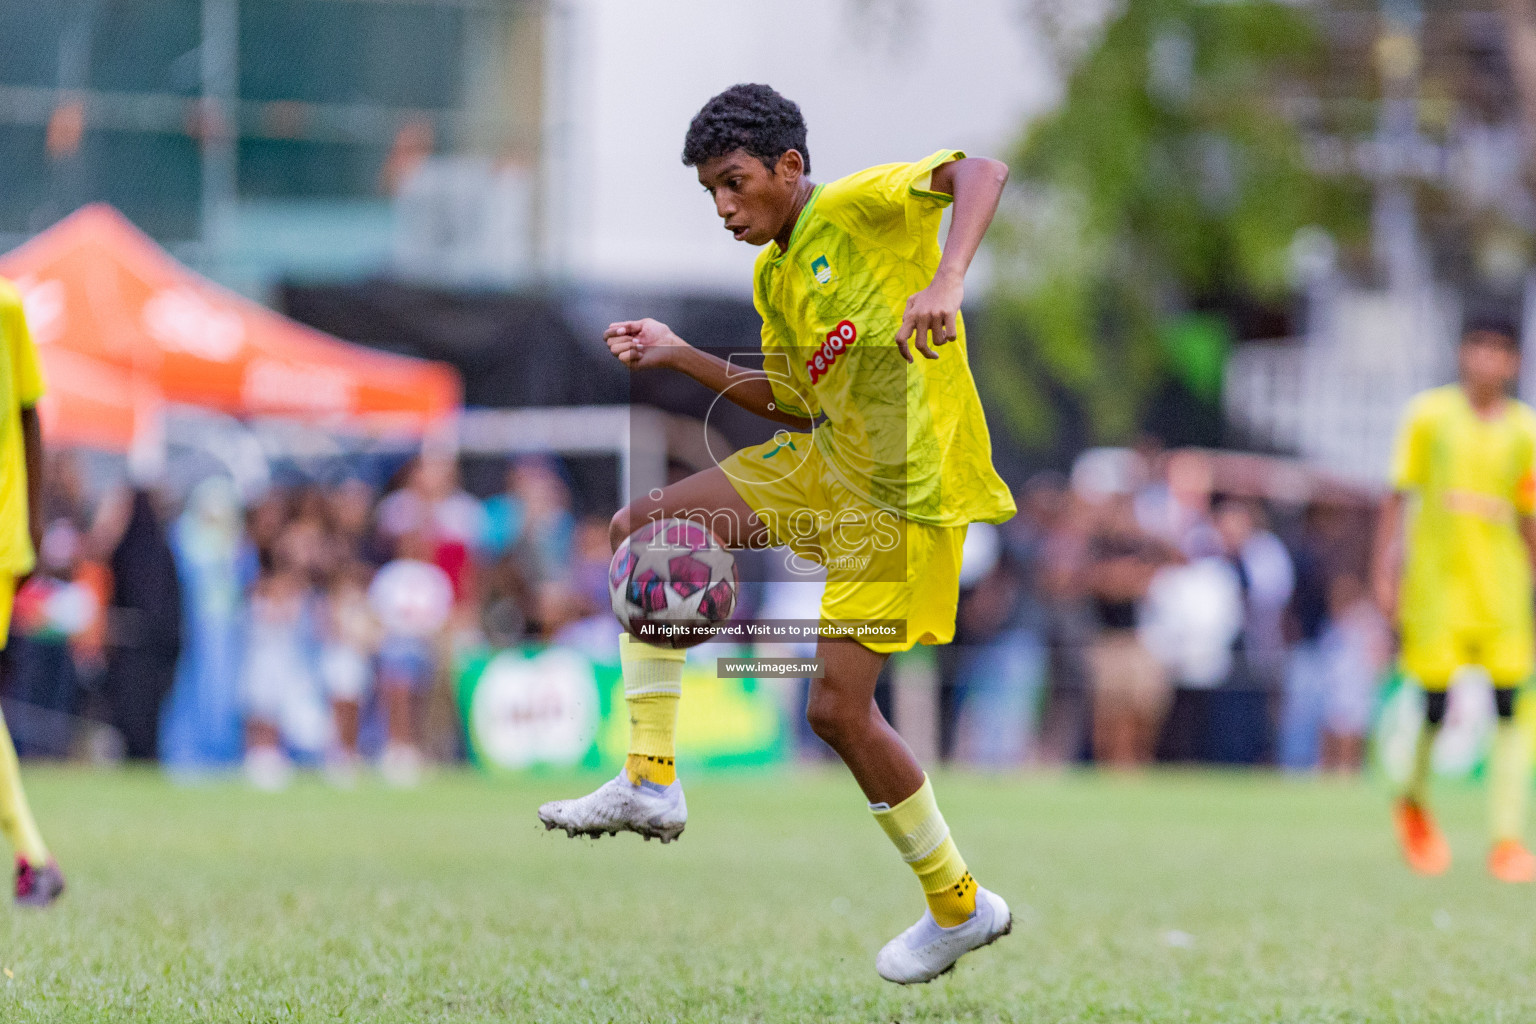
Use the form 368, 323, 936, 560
985, 0, 1367, 448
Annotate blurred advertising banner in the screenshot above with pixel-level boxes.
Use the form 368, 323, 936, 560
456, 645, 787, 773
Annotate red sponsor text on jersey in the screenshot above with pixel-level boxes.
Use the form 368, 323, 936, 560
806, 320, 856, 384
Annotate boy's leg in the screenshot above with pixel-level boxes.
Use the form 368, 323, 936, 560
807, 638, 972, 925
1403, 689, 1444, 806
0, 709, 49, 865
539, 467, 768, 838
1394, 686, 1451, 875
382, 677, 416, 747
376, 642, 430, 787
243, 670, 292, 791
805, 638, 920, 802
1484, 628, 1536, 880
0, 580, 50, 868
1394, 629, 1456, 874
616, 466, 772, 784
1487, 684, 1536, 881
0, 577, 62, 907
1489, 685, 1530, 840
620, 634, 684, 786
608, 465, 773, 552
0, 703, 63, 907
807, 637, 1009, 983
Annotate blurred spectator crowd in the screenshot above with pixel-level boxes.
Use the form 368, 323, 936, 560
2, 452, 615, 787
940, 443, 1389, 773
0, 440, 1392, 784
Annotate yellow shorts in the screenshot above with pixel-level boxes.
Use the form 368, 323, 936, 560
1400, 623, 1535, 689
720, 432, 966, 654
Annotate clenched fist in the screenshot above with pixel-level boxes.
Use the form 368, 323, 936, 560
604, 319, 688, 370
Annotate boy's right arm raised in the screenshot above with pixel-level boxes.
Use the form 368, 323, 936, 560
605, 319, 812, 429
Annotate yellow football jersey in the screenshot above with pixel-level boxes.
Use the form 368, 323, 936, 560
0, 277, 43, 578
751, 150, 1016, 528
1392, 384, 1536, 637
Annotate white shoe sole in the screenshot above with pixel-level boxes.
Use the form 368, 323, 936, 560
537, 812, 685, 843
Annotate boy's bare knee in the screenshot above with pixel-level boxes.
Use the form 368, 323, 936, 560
805, 690, 859, 748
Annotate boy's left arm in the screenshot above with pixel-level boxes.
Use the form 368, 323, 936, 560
894, 156, 1009, 363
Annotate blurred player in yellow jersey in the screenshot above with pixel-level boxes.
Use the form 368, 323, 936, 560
1372, 316, 1536, 883
0, 278, 64, 907
537, 85, 1014, 982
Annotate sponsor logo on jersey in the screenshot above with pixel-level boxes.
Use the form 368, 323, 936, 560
810, 254, 833, 285
806, 320, 856, 384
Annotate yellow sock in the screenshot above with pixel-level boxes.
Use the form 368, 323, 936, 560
0, 711, 48, 864
619, 634, 684, 786
1405, 722, 1436, 806
871, 774, 978, 928
1490, 721, 1530, 842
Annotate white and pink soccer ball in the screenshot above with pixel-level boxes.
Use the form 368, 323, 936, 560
608, 518, 738, 649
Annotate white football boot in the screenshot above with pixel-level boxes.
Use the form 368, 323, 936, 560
876, 886, 1012, 984
537, 771, 687, 843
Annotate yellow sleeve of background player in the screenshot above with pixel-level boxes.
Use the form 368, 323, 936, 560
1389, 393, 1435, 492
820, 149, 964, 252
2, 284, 44, 407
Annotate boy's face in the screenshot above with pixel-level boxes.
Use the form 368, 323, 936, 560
1460, 331, 1521, 393
696, 149, 803, 246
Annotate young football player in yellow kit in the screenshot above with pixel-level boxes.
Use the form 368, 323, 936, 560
538, 84, 1016, 982
0, 277, 65, 906
1373, 317, 1536, 883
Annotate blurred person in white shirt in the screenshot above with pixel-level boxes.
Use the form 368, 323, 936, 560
319, 558, 380, 786
377, 454, 489, 601
242, 526, 324, 790
368, 529, 453, 786
1140, 556, 1246, 693
1212, 497, 1295, 689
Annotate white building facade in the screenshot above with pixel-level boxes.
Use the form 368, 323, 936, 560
539, 0, 1061, 294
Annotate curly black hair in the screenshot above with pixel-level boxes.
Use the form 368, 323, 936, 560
682, 84, 810, 174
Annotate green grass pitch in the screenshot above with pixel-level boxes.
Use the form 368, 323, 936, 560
0, 766, 1533, 1022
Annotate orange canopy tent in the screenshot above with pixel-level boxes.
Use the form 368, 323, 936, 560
0, 204, 461, 451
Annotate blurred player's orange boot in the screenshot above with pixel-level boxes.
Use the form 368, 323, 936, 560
1487, 839, 1536, 883
1393, 799, 1451, 876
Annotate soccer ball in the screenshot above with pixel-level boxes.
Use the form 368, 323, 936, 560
609, 518, 738, 649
